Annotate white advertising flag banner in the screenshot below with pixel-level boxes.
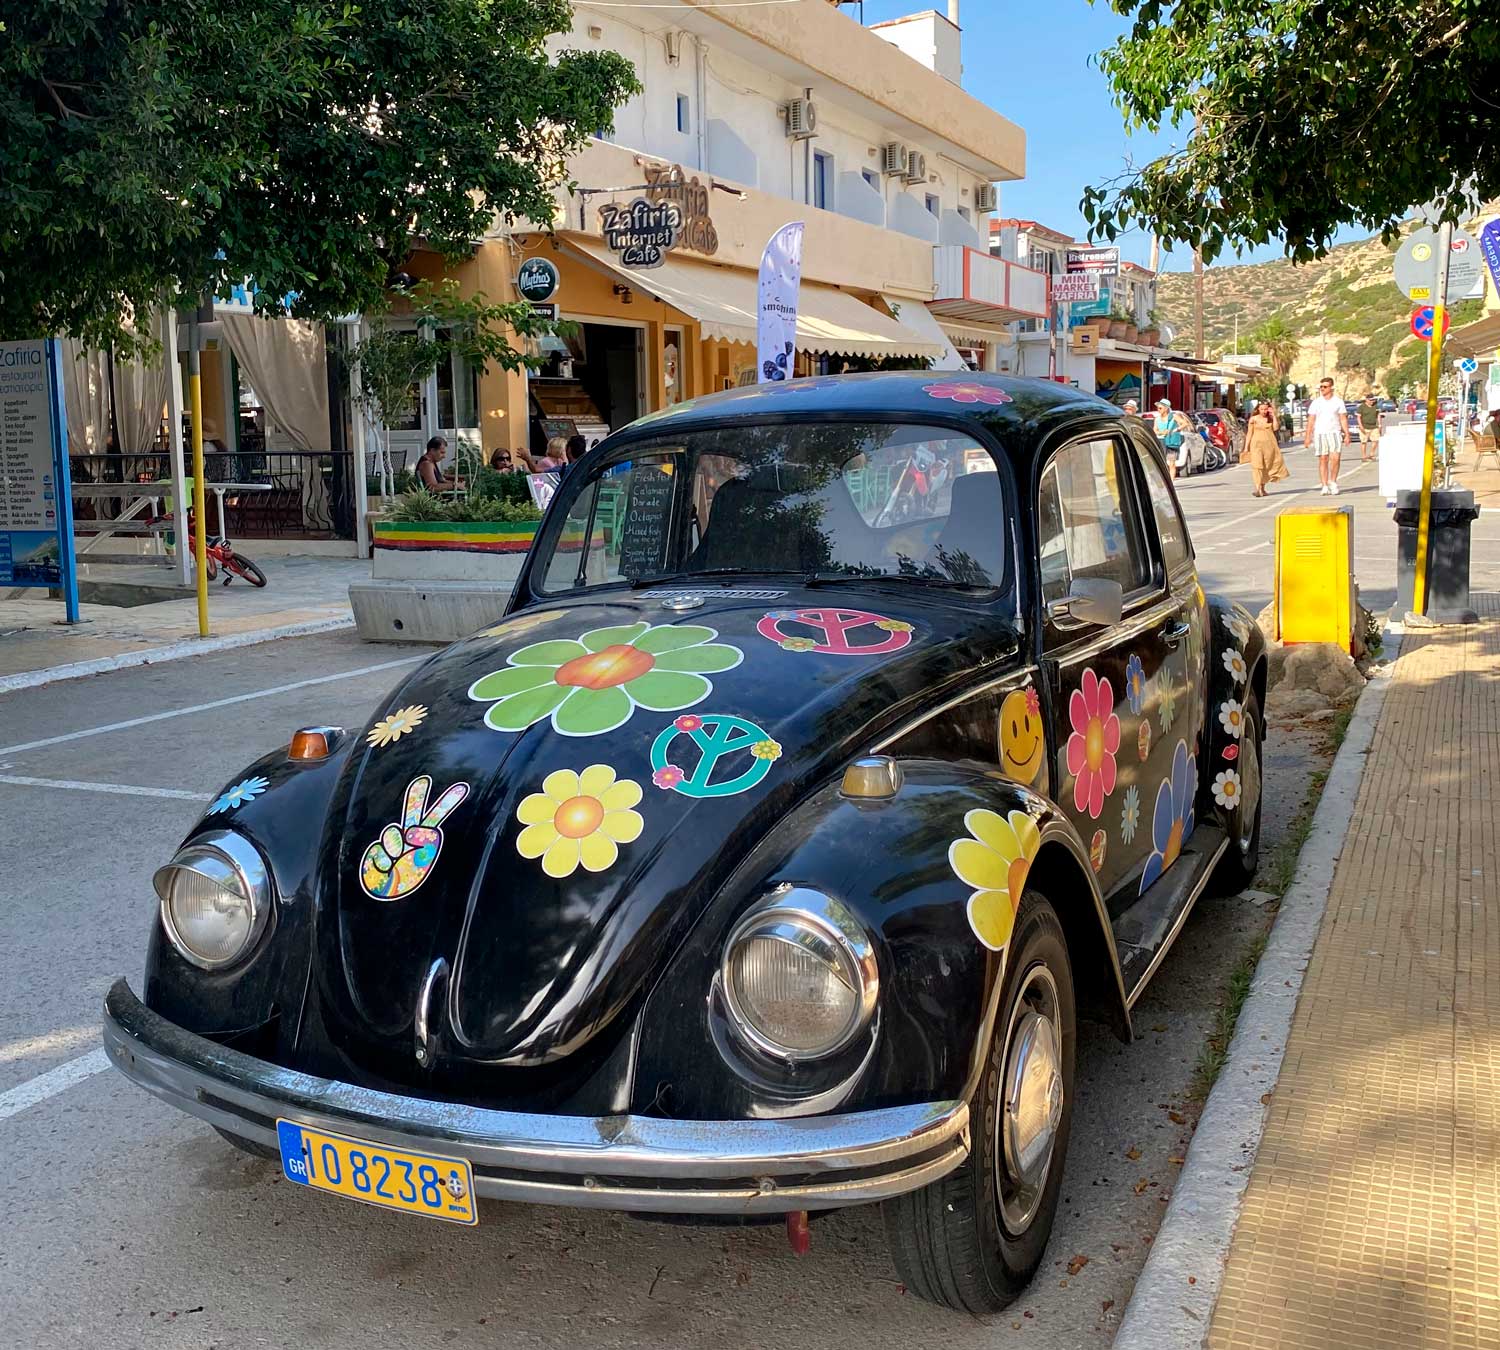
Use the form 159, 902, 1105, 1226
757, 222, 805, 382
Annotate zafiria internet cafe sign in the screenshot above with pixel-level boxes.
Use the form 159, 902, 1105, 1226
598, 163, 719, 270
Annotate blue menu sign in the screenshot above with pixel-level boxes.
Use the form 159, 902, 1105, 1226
0, 339, 78, 621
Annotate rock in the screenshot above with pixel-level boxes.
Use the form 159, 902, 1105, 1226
1276, 642, 1365, 703
1254, 601, 1279, 644
1268, 687, 1333, 718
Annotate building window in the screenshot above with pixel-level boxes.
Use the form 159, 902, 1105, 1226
813, 151, 834, 210
926, 194, 940, 217
958, 206, 971, 222
862, 169, 879, 191
675, 95, 691, 135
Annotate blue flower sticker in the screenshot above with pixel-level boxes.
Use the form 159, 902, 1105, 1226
208, 775, 269, 815
1125, 652, 1147, 714
1139, 740, 1196, 894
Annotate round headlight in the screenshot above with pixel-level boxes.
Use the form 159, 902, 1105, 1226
721, 887, 878, 1061
153, 830, 272, 970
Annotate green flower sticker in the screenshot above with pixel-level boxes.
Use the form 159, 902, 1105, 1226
468, 622, 744, 737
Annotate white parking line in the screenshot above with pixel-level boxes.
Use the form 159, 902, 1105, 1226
0, 654, 425, 757
0, 1049, 110, 1123
1239, 541, 1273, 554
1189, 461, 1370, 539
0, 774, 214, 801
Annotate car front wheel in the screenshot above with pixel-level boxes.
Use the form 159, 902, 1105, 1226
882, 892, 1076, 1313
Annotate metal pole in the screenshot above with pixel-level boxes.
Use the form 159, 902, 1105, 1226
187, 309, 210, 637
1412, 219, 1453, 617
163, 308, 192, 587
1192, 246, 1204, 358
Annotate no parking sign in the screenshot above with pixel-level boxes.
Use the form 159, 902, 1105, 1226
1410, 307, 1451, 342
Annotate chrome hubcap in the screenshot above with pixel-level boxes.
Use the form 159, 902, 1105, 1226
1238, 717, 1262, 854
997, 965, 1063, 1233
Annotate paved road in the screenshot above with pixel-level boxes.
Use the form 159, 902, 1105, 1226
3, 455, 1488, 1348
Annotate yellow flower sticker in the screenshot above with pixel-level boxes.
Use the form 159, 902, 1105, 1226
515, 765, 644, 879
949, 808, 1042, 951
366, 704, 428, 748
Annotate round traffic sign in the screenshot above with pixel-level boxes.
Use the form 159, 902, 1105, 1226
1410, 306, 1451, 342
1394, 226, 1485, 303
1458, 356, 1479, 375
516, 257, 560, 304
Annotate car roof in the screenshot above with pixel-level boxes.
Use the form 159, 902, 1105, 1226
621, 371, 1122, 454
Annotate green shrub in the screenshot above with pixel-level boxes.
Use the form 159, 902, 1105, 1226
387, 487, 542, 524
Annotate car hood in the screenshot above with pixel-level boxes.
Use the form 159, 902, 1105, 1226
326, 587, 1016, 1066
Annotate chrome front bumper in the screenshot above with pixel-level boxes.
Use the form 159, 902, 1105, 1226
103, 980, 970, 1214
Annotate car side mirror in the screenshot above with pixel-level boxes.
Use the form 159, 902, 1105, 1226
1046, 577, 1124, 628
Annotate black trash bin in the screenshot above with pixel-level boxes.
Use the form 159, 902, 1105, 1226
1393, 488, 1481, 622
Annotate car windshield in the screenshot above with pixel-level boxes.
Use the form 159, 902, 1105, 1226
531, 420, 1011, 597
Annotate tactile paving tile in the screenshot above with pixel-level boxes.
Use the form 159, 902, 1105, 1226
1210, 596, 1500, 1350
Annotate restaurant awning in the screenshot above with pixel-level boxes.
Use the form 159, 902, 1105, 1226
1449, 311, 1500, 359
562, 238, 942, 360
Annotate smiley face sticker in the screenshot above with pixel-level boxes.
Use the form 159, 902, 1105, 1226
999, 685, 1045, 786
359, 775, 470, 900
756, 608, 914, 657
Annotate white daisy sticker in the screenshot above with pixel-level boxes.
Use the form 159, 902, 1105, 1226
1221, 612, 1250, 644
1212, 769, 1242, 809
1218, 698, 1245, 739
1222, 648, 1247, 683
1120, 784, 1141, 844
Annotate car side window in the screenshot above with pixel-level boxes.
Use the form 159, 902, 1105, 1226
1132, 441, 1191, 571
1036, 436, 1150, 606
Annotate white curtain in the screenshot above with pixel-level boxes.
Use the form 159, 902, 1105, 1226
60, 341, 110, 456
219, 314, 332, 528
114, 350, 169, 454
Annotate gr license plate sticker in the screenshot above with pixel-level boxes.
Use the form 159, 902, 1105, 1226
277, 1120, 478, 1226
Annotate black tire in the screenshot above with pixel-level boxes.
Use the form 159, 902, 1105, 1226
1211, 688, 1264, 893
214, 1126, 278, 1161
226, 553, 267, 587
203, 555, 218, 582
882, 893, 1076, 1313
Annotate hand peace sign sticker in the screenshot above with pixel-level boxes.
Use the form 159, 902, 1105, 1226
359, 775, 471, 901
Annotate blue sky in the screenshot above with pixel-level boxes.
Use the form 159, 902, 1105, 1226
858, 0, 1363, 272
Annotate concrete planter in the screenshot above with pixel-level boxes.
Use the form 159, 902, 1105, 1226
371, 519, 540, 582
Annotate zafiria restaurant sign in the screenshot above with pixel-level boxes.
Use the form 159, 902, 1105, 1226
599, 163, 720, 269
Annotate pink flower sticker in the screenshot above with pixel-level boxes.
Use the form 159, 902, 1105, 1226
673, 714, 703, 732
1065, 668, 1121, 819
652, 765, 685, 789
922, 381, 1013, 406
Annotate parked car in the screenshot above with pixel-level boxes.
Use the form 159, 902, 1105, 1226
104, 373, 1267, 1315
1195, 407, 1244, 454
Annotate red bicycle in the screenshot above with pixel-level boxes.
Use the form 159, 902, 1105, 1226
150, 508, 268, 587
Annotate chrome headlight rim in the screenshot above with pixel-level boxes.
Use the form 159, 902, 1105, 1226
720, 885, 880, 1064
153, 829, 273, 971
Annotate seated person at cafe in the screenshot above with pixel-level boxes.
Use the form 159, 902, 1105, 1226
489, 447, 518, 473
417, 435, 464, 492
565, 434, 588, 467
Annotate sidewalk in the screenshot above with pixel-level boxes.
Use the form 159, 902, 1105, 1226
1209, 598, 1500, 1348
0, 554, 364, 686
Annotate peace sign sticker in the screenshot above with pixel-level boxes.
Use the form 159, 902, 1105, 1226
359, 774, 471, 900
756, 607, 914, 656
651, 713, 782, 799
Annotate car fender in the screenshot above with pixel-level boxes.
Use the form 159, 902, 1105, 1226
633, 757, 1132, 1121
1201, 594, 1267, 820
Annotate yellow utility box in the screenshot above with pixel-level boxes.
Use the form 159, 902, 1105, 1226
1273, 505, 1355, 650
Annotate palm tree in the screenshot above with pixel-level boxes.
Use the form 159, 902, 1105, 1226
1250, 315, 1301, 388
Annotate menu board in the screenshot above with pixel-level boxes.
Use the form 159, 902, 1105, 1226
617, 463, 675, 578
0, 340, 76, 613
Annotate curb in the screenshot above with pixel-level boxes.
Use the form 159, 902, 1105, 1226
0, 615, 356, 695
1111, 637, 1399, 1350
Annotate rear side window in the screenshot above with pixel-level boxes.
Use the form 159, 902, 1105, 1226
1036, 437, 1150, 604
1132, 441, 1191, 571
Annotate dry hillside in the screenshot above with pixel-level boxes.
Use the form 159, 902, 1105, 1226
1156, 218, 1493, 397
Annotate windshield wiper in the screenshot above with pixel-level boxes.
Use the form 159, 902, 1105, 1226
803, 570, 975, 590
629, 567, 748, 589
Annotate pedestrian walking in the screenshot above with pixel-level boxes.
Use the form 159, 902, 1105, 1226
1123, 398, 1139, 416
1246, 401, 1289, 496
1155, 398, 1188, 479
1357, 393, 1382, 462
1303, 377, 1349, 494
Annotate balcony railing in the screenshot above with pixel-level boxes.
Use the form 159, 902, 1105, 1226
931, 245, 1048, 323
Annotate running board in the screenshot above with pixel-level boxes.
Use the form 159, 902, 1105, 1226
1113, 826, 1229, 1009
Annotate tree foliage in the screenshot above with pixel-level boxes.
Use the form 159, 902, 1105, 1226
1082, 1, 1499, 262
1249, 315, 1301, 384
1, 0, 638, 350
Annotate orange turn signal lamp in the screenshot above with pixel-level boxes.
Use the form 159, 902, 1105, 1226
840, 756, 903, 800
288, 726, 344, 762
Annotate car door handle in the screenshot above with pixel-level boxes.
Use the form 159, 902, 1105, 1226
1163, 620, 1190, 646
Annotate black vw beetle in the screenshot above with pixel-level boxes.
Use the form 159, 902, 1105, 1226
105, 373, 1265, 1313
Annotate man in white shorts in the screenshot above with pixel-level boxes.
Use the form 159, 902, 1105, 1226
1303, 377, 1349, 494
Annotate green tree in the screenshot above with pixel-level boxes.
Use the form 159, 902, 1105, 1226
1249, 315, 1301, 387
1081, 0, 1499, 261
1, 0, 638, 351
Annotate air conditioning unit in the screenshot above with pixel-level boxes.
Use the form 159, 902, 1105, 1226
974, 182, 998, 212
904, 151, 929, 184
784, 98, 818, 138
881, 142, 909, 176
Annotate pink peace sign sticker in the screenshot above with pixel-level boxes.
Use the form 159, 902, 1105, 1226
756, 607, 915, 657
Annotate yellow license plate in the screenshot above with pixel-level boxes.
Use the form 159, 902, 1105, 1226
276, 1119, 478, 1225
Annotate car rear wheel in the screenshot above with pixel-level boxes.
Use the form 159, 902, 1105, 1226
882, 892, 1075, 1313
1212, 688, 1264, 893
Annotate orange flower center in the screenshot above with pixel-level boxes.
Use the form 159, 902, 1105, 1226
1085, 718, 1104, 772
1007, 856, 1030, 910
1164, 819, 1184, 868
554, 795, 605, 839
554, 644, 655, 690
